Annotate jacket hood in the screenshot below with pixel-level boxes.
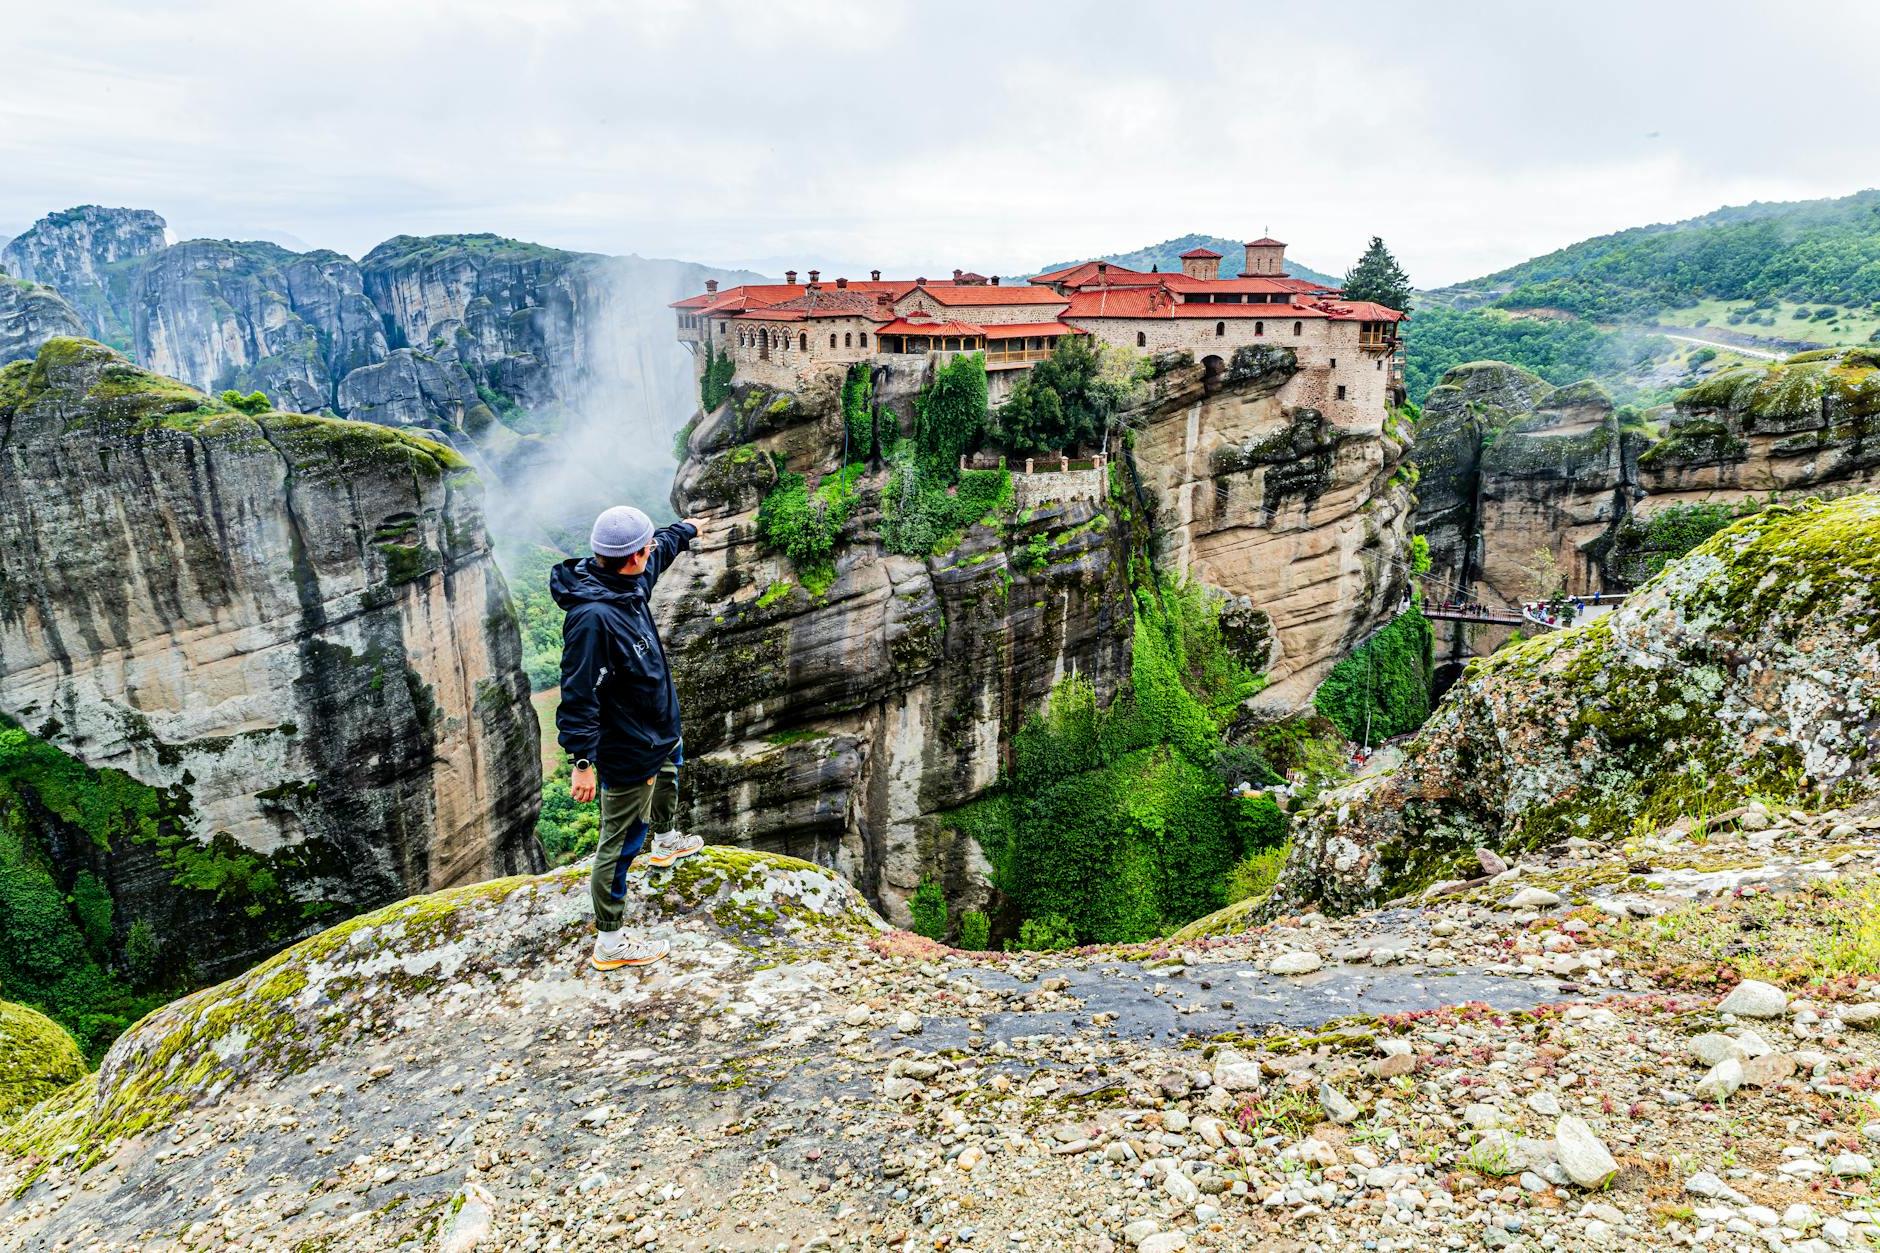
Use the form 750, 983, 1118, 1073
548, 557, 645, 609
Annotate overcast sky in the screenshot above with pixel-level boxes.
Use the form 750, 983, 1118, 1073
4, 0, 1876, 286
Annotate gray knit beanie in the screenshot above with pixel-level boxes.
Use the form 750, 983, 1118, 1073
590, 505, 655, 558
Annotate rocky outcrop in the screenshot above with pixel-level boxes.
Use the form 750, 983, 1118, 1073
6, 210, 757, 510
658, 349, 1412, 921
1280, 492, 1880, 913
0, 339, 543, 979
0, 277, 84, 365
0, 206, 168, 351
131, 239, 389, 412
1641, 346, 1880, 501
660, 369, 1132, 923
335, 349, 499, 446
1416, 350, 1880, 619
1128, 347, 1415, 712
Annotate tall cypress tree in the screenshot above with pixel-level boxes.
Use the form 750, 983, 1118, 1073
1341, 237, 1414, 313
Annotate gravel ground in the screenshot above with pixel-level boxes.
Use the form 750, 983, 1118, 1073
7, 805, 1880, 1252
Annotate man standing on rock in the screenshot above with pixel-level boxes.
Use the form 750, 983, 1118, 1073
553, 505, 706, 970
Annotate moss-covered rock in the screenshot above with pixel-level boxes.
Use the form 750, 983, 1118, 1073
0, 1001, 87, 1118
0, 849, 883, 1173
1277, 493, 1880, 914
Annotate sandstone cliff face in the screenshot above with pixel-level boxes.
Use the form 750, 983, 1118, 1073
6, 210, 756, 507
1640, 346, 1880, 504
132, 239, 389, 412
0, 278, 83, 366
660, 369, 1131, 922
1280, 492, 1880, 913
657, 350, 1412, 921
0, 339, 542, 977
1415, 351, 1880, 621
1128, 348, 1415, 712
0, 206, 167, 351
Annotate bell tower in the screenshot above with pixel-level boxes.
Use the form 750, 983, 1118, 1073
1241, 236, 1287, 277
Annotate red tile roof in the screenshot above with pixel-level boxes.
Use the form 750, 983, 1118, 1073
982, 321, 1081, 338
876, 318, 989, 337
915, 284, 1068, 307
1029, 261, 1163, 288
1178, 247, 1223, 259
1245, 237, 1286, 247
1311, 299, 1407, 322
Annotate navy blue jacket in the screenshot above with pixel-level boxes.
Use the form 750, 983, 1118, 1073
552, 522, 697, 787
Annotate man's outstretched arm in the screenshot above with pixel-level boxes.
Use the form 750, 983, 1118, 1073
642, 518, 701, 587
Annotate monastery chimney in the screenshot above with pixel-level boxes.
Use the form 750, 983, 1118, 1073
1096, 261, 1109, 276
836, 276, 848, 289
785, 270, 798, 285
952, 268, 963, 281
1241, 237, 1287, 278
808, 269, 820, 284
704, 279, 718, 293
870, 269, 881, 282
991, 276, 1000, 285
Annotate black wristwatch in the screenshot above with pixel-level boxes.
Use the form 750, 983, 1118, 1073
573, 758, 593, 772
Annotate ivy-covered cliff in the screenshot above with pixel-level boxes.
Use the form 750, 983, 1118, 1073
655, 345, 1410, 939
0, 339, 543, 1053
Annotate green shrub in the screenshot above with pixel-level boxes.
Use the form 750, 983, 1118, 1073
1224, 841, 1289, 905
1313, 606, 1434, 742
913, 352, 987, 474
880, 443, 1011, 556
756, 465, 861, 584
699, 343, 735, 413
219, 389, 269, 415
958, 910, 991, 952
993, 337, 1140, 452
908, 877, 947, 941
841, 362, 883, 463
1010, 913, 1077, 952
124, 919, 160, 984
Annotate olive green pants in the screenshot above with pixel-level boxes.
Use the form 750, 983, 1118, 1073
590, 758, 678, 931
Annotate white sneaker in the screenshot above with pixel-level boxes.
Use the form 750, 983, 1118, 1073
590, 929, 670, 970
642, 830, 704, 868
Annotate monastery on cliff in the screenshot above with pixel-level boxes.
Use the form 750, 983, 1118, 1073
673, 238, 1407, 421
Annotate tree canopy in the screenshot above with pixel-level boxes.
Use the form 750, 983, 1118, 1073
1341, 237, 1413, 314
992, 336, 1139, 453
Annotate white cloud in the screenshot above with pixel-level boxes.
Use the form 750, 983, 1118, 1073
1, 0, 1876, 285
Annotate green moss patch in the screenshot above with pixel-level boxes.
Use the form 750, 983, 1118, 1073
0, 1001, 86, 1118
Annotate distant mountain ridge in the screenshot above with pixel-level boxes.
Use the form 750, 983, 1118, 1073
1038, 232, 1344, 289
1431, 188, 1880, 320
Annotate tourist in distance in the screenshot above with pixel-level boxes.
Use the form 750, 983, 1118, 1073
553, 505, 706, 969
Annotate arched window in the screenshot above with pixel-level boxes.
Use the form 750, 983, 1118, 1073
844, 332, 852, 347
1293, 321, 1302, 336
799, 332, 808, 353
1136, 331, 1146, 348
1215, 321, 1225, 337
1255, 321, 1265, 336
830, 334, 837, 349
859, 332, 868, 348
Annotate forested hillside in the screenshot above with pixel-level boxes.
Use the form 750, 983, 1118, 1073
1439, 188, 1880, 322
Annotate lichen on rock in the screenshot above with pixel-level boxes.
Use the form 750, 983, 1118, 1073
1277, 493, 1880, 914
1, 848, 883, 1177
